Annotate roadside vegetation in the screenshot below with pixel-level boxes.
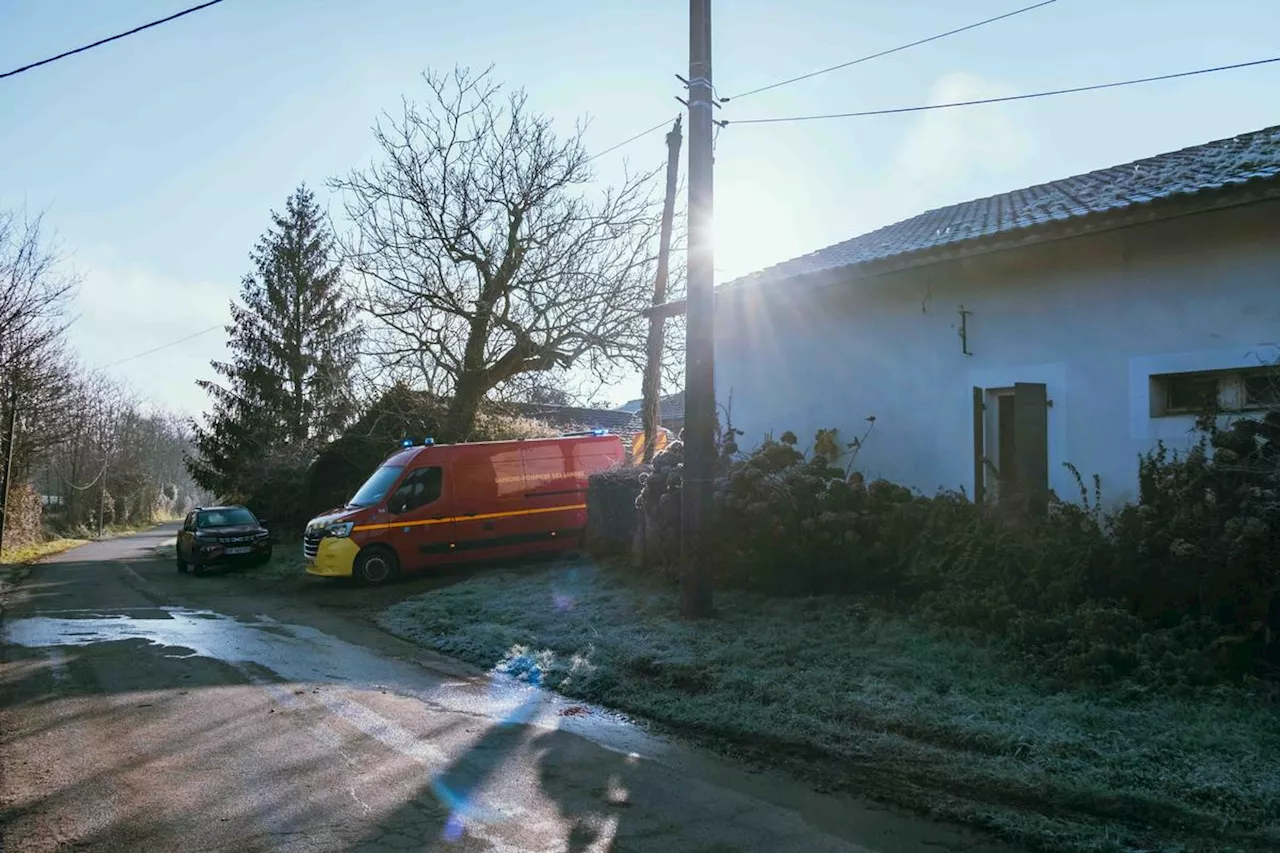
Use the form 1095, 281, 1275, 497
0, 537, 87, 566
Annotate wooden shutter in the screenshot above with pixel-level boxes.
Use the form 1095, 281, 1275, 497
972, 387, 985, 505
1013, 382, 1049, 515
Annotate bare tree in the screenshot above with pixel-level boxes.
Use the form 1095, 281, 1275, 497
0, 210, 76, 380
1, 209, 77, 546
333, 67, 668, 440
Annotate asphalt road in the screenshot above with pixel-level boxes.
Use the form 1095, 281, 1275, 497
1, 526, 1013, 853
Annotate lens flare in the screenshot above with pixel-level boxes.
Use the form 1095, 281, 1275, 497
429, 649, 547, 843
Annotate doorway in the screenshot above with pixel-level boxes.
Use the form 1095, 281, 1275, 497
972, 382, 1048, 511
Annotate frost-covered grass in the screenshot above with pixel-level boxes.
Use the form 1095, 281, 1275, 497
239, 543, 307, 582
377, 561, 1280, 853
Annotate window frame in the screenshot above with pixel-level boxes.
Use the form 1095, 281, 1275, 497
1151, 367, 1280, 417
196, 507, 258, 528
1243, 372, 1280, 409
387, 466, 444, 515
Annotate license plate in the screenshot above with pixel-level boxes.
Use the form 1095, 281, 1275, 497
225, 546, 251, 555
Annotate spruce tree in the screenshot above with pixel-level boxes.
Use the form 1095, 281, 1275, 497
188, 185, 360, 499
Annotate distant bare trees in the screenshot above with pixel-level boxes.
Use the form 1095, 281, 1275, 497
334, 67, 670, 439
29, 376, 205, 533
1, 208, 205, 546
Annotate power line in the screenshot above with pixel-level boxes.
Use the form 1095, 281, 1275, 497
53, 458, 109, 492
729, 55, 1280, 125
589, 117, 679, 162
100, 324, 224, 370
0, 0, 229, 81
724, 0, 1059, 102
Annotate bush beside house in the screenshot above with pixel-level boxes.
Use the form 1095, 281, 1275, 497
584, 467, 644, 557
590, 411, 1280, 689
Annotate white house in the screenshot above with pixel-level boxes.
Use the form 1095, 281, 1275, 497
689, 125, 1280, 506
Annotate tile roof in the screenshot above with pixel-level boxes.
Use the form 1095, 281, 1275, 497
616, 391, 684, 424
727, 124, 1280, 290
658, 391, 685, 424
510, 403, 642, 433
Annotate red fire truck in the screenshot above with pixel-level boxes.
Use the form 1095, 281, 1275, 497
303, 431, 624, 584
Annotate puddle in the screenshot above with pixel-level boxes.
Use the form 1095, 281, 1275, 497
3, 607, 663, 759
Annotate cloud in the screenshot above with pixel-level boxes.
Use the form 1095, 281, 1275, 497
883, 71, 1034, 217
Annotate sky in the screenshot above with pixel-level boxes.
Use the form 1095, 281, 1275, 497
1, 0, 1278, 417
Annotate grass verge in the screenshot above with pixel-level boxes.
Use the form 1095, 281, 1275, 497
240, 544, 307, 582
377, 561, 1279, 853
1, 538, 90, 565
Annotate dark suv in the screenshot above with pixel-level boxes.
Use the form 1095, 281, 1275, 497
176, 506, 273, 575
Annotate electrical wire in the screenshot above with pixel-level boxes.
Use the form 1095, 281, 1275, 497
100, 324, 224, 370
724, 0, 1059, 102
0, 0, 229, 81
729, 55, 1280, 125
588, 117, 679, 162
53, 458, 109, 491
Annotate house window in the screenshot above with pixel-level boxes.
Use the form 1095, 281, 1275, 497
1151, 368, 1280, 416
1163, 374, 1219, 413
1244, 373, 1280, 408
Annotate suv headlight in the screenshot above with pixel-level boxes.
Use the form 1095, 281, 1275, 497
327, 521, 354, 538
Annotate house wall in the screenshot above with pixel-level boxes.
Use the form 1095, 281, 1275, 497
715, 200, 1280, 505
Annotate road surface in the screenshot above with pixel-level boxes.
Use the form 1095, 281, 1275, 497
1, 527, 1011, 852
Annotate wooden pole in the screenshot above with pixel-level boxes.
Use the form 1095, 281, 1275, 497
682, 0, 715, 618
0, 385, 17, 555
641, 117, 683, 464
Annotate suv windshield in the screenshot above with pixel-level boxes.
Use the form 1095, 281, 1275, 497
198, 508, 258, 528
348, 465, 404, 507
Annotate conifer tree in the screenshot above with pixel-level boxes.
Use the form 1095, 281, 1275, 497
188, 185, 359, 499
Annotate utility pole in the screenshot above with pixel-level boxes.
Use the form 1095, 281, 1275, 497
681, 0, 715, 618
97, 417, 109, 541
97, 455, 107, 541
641, 116, 683, 464
0, 384, 17, 555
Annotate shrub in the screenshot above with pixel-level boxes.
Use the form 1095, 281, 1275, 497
630, 414, 1280, 688
1, 483, 44, 552
586, 467, 643, 556
1109, 413, 1280, 632
241, 445, 316, 532
909, 496, 1113, 633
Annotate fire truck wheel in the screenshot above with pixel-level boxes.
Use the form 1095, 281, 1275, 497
355, 547, 398, 585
